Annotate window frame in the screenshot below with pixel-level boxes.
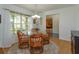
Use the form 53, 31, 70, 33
10, 12, 29, 34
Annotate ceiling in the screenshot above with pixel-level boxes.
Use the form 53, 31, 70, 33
15, 4, 75, 13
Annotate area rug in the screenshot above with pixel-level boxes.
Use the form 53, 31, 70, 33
7, 42, 59, 54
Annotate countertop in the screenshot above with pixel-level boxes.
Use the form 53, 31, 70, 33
71, 31, 79, 37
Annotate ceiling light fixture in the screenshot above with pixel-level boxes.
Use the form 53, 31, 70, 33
32, 14, 40, 18
32, 4, 40, 18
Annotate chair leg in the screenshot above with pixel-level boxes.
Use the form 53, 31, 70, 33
30, 46, 43, 54
30, 47, 34, 54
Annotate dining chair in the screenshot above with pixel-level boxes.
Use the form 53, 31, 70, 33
41, 34, 49, 45
17, 31, 29, 49
30, 34, 43, 54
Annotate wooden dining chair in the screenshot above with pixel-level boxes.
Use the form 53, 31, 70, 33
37, 33, 49, 45
30, 34, 43, 54
41, 34, 49, 45
17, 31, 29, 49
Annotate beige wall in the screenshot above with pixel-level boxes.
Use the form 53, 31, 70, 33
42, 6, 76, 41
52, 14, 59, 34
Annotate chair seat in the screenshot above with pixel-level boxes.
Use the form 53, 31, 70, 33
30, 42, 43, 47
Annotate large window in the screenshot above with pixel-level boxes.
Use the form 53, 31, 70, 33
10, 12, 29, 33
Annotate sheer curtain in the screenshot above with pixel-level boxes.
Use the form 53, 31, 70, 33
10, 12, 29, 34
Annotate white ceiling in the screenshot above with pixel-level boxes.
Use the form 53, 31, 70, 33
15, 4, 75, 13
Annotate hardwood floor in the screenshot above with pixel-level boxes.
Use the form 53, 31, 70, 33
51, 37, 71, 54
0, 37, 72, 54
0, 48, 9, 54
0, 48, 4, 54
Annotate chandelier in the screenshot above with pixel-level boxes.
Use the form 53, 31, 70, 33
32, 4, 40, 18
32, 14, 40, 18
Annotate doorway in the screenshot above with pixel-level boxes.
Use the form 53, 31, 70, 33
46, 14, 59, 38
46, 15, 53, 36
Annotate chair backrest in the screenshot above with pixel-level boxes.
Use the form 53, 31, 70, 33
17, 31, 27, 42
30, 34, 43, 47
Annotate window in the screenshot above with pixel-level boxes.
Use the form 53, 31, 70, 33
10, 12, 29, 33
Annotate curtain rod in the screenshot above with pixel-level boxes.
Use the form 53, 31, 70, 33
3, 8, 31, 16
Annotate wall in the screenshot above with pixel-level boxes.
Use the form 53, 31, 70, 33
0, 4, 33, 47
52, 14, 59, 34
0, 8, 3, 47
75, 5, 79, 30
42, 6, 77, 41
38, 13, 46, 32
